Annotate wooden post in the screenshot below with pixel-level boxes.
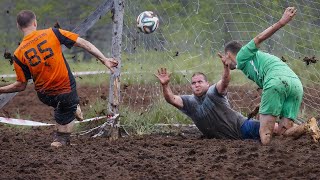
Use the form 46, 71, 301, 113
108, 0, 124, 140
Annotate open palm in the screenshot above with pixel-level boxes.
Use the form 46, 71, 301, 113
155, 68, 171, 85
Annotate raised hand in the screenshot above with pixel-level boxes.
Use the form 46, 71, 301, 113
103, 58, 118, 74
218, 52, 228, 68
279, 7, 297, 26
154, 68, 171, 85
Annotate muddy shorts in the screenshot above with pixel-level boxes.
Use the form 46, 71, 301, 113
240, 119, 260, 140
37, 90, 80, 125
259, 76, 303, 121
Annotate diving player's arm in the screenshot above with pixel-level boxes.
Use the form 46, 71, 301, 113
216, 53, 231, 95
155, 68, 183, 108
254, 7, 296, 47
161, 84, 183, 109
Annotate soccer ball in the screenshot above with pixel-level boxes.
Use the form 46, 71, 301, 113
137, 11, 159, 34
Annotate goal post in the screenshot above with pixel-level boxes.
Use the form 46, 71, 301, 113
109, 0, 124, 115
106, 0, 125, 140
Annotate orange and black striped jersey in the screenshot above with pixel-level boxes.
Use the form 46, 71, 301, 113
13, 28, 79, 95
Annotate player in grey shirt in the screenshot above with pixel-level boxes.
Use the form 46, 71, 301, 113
154, 54, 320, 141
179, 83, 247, 139
155, 68, 257, 140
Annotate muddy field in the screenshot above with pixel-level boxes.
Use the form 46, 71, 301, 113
1, 85, 320, 179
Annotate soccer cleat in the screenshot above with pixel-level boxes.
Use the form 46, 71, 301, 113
75, 104, 83, 121
50, 132, 71, 148
50, 141, 64, 148
305, 117, 320, 143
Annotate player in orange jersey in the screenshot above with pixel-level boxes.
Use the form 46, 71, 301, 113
0, 10, 118, 147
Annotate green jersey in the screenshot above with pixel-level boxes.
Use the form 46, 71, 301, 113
236, 39, 298, 88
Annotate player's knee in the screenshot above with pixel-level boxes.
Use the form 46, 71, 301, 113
260, 123, 274, 133
260, 132, 272, 145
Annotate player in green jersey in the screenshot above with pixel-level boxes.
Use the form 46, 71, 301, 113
219, 7, 311, 145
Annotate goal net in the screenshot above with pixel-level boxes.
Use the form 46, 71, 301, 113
122, 0, 320, 130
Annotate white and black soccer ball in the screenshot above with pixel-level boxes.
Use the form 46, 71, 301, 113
137, 11, 159, 34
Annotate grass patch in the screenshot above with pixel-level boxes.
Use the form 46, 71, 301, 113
120, 98, 192, 135
72, 95, 192, 135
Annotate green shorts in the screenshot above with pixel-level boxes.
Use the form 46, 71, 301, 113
259, 76, 303, 120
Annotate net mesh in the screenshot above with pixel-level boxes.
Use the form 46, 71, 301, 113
123, 0, 320, 122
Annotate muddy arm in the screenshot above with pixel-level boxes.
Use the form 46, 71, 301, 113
0, 81, 27, 93
254, 7, 296, 47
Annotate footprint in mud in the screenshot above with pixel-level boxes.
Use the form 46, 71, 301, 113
247, 153, 259, 158
133, 164, 142, 169
233, 172, 248, 179
2, 137, 9, 142
162, 142, 175, 147
195, 169, 205, 174
210, 164, 222, 170
310, 144, 318, 150
249, 146, 259, 151
218, 147, 227, 154
156, 156, 166, 161
236, 149, 246, 155
215, 155, 228, 162
185, 157, 196, 162
241, 162, 254, 168
187, 149, 196, 155
273, 160, 286, 166
268, 147, 276, 153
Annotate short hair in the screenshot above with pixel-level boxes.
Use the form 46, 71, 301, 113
224, 41, 242, 54
17, 10, 36, 29
191, 72, 208, 82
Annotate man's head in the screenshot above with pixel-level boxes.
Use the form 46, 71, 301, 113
224, 41, 242, 70
191, 72, 210, 97
16, 10, 37, 30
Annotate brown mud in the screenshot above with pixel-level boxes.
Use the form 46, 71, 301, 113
1, 85, 320, 179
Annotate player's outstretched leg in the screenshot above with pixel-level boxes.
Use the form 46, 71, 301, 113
259, 114, 277, 145
282, 123, 304, 139
282, 117, 320, 142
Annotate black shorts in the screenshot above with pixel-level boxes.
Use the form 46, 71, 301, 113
37, 90, 80, 125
